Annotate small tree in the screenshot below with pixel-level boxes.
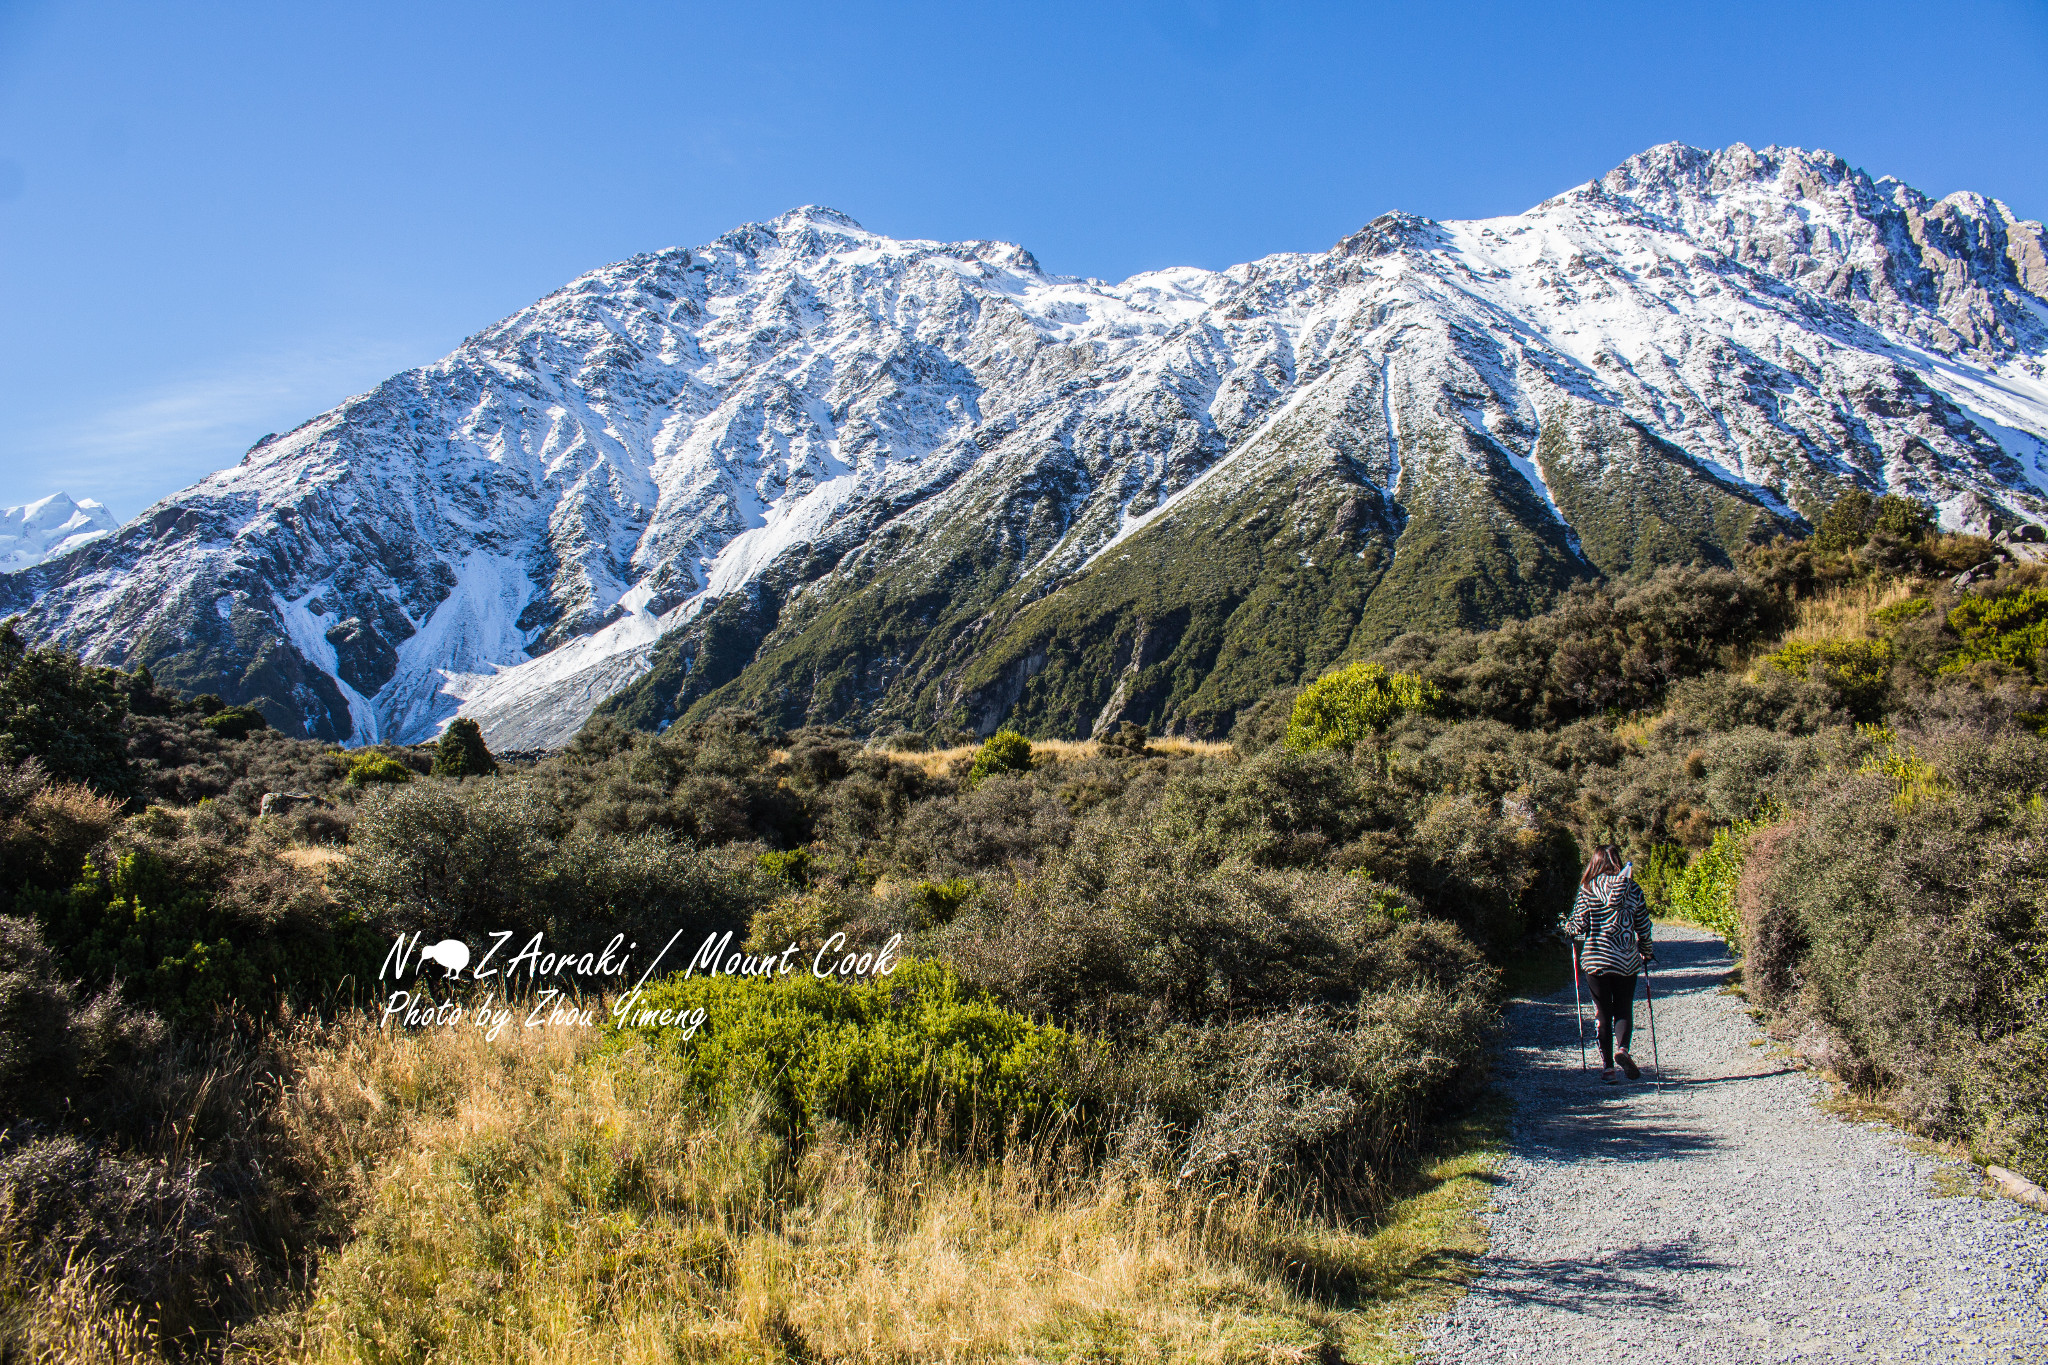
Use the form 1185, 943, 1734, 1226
1098, 721, 1151, 757
1814, 488, 1875, 553
0, 618, 141, 801
432, 716, 498, 778
967, 729, 1032, 785
1870, 493, 1934, 541
1284, 662, 1441, 753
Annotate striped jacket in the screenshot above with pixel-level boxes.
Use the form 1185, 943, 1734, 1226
1565, 871, 1653, 976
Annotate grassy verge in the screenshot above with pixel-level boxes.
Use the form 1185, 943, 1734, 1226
189, 1001, 1513, 1365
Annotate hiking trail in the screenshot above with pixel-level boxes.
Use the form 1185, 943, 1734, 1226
1423, 922, 2048, 1363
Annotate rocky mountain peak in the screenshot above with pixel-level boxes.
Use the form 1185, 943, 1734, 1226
0, 492, 117, 572
8, 143, 2047, 750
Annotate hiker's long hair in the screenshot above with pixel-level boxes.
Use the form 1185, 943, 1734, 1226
1579, 844, 1625, 889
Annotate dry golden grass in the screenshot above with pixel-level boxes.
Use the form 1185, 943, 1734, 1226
275, 848, 346, 879
891, 744, 979, 780
1768, 577, 1925, 652
7, 1258, 157, 1365
232, 1007, 1497, 1365
885, 736, 1233, 780
1149, 737, 1234, 760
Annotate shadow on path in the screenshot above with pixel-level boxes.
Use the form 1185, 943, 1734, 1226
1456, 1238, 1735, 1314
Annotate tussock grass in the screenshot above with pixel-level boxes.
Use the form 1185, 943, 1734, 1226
889, 736, 1233, 781
1772, 577, 1924, 650
234, 1007, 1499, 1365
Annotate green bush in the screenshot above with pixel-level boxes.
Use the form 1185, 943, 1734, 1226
1759, 744, 2048, 1179
1814, 489, 1875, 552
1633, 843, 1689, 915
1872, 597, 1932, 631
966, 729, 1032, 785
613, 959, 1073, 1147
24, 841, 385, 1024
198, 706, 269, 741
0, 620, 141, 801
430, 716, 497, 777
1944, 586, 2048, 678
1762, 637, 1893, 719
1666, 820, 1755, 948
757, 847, 813, 888
344, 752, 414, 786
1285, 662, 1441, 752
909, 877, 977, 928
336, 776, 765, 947
1870, 494, 1934, 541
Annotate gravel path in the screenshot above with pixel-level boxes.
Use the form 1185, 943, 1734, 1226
1424, 923, 2048, 1364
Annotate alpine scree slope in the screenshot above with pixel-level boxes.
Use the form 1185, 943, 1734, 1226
7, 143, 2047, 746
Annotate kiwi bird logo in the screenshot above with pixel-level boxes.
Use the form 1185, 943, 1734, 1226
417, 939, 471, 978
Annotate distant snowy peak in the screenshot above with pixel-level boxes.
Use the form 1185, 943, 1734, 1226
0, 493, 117, 572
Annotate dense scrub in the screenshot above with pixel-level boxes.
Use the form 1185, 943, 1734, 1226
4, 496, 2048, 1359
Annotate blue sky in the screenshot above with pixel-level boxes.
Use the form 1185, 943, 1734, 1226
2, 0, 2044, 517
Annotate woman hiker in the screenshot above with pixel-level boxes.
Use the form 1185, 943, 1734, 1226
1566, 844, 1655, 1083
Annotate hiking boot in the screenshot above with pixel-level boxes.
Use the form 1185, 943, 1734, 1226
1617, 1051, 1641, 1080
1601, 1068, 1616, 1084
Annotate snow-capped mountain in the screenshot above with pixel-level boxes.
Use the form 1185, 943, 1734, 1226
6, 143, 2046, 745
0, 493, 118, 572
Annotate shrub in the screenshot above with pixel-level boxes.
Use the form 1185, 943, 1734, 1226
1870, 494, 1934, 541
0, 761, 125, 910
198, 706, 268, 741
1944, 585, 2048, 678
344, 751, 413, 786
1635, 843, 1689, 915
1814, 488, 1875, 552
614, 959, 1073, 1147
1285, 662, 1441, 752
908, 877, 977, 929
1757, 753, 2048, 1178
890, 773, 1072, 877
337, 777, 764, 947
1872, 596, 1932, 631
756, 847, 813, 888
1154, 746, 1380, 869
0, 621, 141, 801
1762, 637, 1893, 719
1097, 720, 1151, 757
430, 717, 497, 777
966, 729, 1032, 785
24, 835, 387, 1024
1667, 819, 1756, 948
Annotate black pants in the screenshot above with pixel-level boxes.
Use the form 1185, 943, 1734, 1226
1586, 972, 1637, 1067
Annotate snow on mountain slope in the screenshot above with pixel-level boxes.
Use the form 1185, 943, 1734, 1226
6, 144, 2047, 746
0, 494, 117, 572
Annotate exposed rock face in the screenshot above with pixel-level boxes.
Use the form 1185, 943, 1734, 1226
6, 144, 2047, 744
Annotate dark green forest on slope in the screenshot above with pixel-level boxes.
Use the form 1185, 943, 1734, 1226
2, 488, 2045, 1361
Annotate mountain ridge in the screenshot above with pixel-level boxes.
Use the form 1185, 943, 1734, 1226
6, 142, 2046, 745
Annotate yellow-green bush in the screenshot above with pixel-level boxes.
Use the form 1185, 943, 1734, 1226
966, 729, 1032, 785
1666, 820, 1755, 949
614, 959, 1074, 1147
1285, 662, 1441, 753
343, 751, 412, 786
1762, 637, 1892, 718
1944, 585, 2048, 677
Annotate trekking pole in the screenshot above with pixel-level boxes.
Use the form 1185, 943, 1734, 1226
1570, 939, 1588, 1071
1642, 962, 1663, 1082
